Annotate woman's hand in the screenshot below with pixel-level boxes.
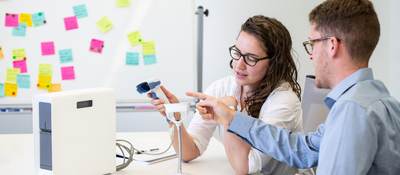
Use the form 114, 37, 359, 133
148, 86, 181, 120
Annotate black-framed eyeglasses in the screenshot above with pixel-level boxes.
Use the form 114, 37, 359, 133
229, 45, 269, 67
302, 37, 335, 55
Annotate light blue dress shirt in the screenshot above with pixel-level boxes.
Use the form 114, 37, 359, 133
228, 68, 400, 175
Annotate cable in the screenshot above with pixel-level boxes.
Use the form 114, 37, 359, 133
115, 137, 174, 171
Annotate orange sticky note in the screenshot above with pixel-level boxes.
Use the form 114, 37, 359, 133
5, 82, 18, 97
48, 83, 62, 92
19, 13, 33, 27
0, 46, 4, 59
37, 75, 52, 89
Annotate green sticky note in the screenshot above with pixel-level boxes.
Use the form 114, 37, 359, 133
0, 83, 4, 97
6, 68, 20, 83
39, 64, 53, 76
12, 23, 27, 37
12, 48, 26, 60
142, 41, 156, 55
17, 74, 30, 88
73, 4, 88, 19
59, 49, 73, 63
32, 12, 46, 26
116, 0, 131, 7
127, 31, 142, 47
96, 16, 113, 33
126, 52, 139, 65
143, 54, 156, 65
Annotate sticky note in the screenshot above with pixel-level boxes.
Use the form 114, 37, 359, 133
39, 64, 52, 76
89, 39, 104, 53
32, 12, 46, 27
61, 66, 75, 80
49, 83, 62, 92
19, 13, 33, 27
96, 16, 113, 33
12, 48, 26, 60
116, 0, 131, 7
0, 47, 4, 59
127, 31, 142, 47
59, 49, 73, 63
13, 60, 28, 73
5, 13, 19, 27
73, 4, 88, 19
143, 55, 157, 65
41, 41, 55, 56
64, 16, 78, 30
12, 23, 27, 37
142, 41, 156, 55
0, 83, 4, 97
6, 68, 20, 83
37, 75, 52, 89
126, 52, 139, 65
5, 82, 18, 97
17, 74, 30, 88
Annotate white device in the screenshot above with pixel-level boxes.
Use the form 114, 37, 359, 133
33, 88, 116, 175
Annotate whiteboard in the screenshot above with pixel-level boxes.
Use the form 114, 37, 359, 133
0, 0, 196, 106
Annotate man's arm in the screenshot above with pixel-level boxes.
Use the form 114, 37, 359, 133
228, 112, 320, 169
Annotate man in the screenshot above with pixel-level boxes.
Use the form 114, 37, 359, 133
187, 0, 400, 174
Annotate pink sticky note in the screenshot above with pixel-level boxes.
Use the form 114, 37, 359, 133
41, 41, 55, 55
64, 16, 78, 30
61, 66, 75, 80
89, 39, 104, 53
5, 13, 19, 27
13, 60, 28, 73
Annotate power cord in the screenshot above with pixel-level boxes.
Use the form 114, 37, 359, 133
115, 138, 173, 171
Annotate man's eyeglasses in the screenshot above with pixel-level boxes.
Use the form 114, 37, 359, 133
229, 45, 269, 67
302, 37, 336, 55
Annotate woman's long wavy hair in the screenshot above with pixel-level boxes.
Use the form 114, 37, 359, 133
231, 15, 301, 118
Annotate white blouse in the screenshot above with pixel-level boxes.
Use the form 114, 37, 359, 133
187, 76, 303, 174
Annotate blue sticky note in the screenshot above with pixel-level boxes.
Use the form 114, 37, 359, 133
73, 4, 88, 19
12, 23, 27, 37
32, 12, 46, 27
59, 49, 73, 63
17, 74, 30, 88
143, 55, 157, 65
126, 52, 139, 65
0, 83, 4, 97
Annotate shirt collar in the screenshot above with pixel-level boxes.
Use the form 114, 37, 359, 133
324, 68, 374, 109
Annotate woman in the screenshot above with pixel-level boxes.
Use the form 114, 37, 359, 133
150, 15, 303, 174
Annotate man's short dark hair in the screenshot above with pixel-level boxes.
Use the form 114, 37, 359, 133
309, 0, 380, 62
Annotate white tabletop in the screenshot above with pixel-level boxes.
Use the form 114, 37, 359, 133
0, 132, 234, 175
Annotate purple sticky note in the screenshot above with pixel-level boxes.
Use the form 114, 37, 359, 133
5, 13, 19, 27
64, 16, 78, 30
89, 39, 104, 53
41, 41, 55, 56
13, 60, 28, 73
61, 66, 75, 80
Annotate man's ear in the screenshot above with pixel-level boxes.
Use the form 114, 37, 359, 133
328, 37, 340, 59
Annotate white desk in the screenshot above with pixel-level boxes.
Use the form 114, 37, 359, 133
0, 132, 234, 175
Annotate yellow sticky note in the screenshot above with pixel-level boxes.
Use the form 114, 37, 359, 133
6, 68, 21, 83
37, 75, 52, 89
0, 47, 4, 59
127, 31, 142, 47
96, 16, 113, 33
39, 64, 52, 76
19, 13, 33, 27
5, 82, 18, 97
12, 48, 26, 60
116, 0, 131, 7
48, 83, 62, 92
142, 41, 156, 55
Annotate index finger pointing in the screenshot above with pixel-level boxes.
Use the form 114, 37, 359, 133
186, 91, 208, 100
